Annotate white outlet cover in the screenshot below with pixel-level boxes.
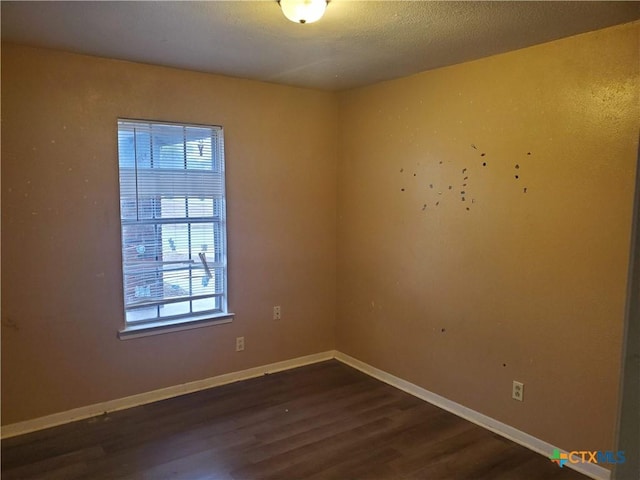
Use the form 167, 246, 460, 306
512, 381, 524, 401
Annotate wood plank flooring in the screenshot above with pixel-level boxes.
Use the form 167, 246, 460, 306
1, 360, 590, 479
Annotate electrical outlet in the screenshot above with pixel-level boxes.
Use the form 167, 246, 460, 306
236, 336, 245, 352
273, 305, 281, 320
512, 381, 524, 401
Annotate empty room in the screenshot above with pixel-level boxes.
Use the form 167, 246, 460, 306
1, 1, 639, 479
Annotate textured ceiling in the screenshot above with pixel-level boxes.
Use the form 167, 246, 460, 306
2, 1, 639, 91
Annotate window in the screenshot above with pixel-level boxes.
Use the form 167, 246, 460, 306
117, 119, 232, 337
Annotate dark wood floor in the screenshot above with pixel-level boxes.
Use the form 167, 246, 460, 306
2, 360, 590, 480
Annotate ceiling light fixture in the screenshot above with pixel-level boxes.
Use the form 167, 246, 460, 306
279, 0, 328, 24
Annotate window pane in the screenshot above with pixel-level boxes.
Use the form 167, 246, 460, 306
160, 301, 190, 318
161, 223, 190, 262
123, 270, 162, 306
152, 124, 184, 170
192, 297, 218, 313
120, 197, 137, 220
191, 222, 215, 258
162, 269, 191, 300
122, 223, 160, 262
118, 129, 135, 168
122, 223, 162, 306
135, 130, 152, 168
192, 269, 218, 297
136, 196, 159, 220
161, 197, 187, 219
126, 307, 158, 323
187, 198, 214, 218
186, 127, 213, 170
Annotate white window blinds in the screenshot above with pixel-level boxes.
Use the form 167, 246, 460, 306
117, 120, 228, 327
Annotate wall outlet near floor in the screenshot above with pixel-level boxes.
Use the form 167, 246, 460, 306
273, 305, 281, 320
512, 381, 524, 401
236, 336, 245, 352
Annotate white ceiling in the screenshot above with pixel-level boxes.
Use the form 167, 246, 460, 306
2, 1, 639, 91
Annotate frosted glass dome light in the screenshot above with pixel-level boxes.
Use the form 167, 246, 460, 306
279, 0, 328, 24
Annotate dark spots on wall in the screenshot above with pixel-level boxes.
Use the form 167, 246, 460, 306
2, 317, 19, 331
400, 143, 537, 215
441, 328, 446, 332
515, 163, 522, 182
503, 363, 507, 367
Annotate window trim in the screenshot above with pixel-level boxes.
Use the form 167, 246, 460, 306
116, 118, 233, 339
118, 313, 234, 340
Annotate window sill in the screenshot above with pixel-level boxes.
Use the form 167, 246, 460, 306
118, 313, 234, 340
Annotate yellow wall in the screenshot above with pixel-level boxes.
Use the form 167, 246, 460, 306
2, 22, 639, 455
337, 22, 639, 451
1, 44, 338, 424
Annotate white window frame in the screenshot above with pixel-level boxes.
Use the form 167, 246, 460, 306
116, 119, 233, 339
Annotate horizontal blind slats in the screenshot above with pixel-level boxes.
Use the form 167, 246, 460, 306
119, 168, 224, 198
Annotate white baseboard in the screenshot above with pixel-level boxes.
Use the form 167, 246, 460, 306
334, 351, 611, 480
1, 350, 335, 440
